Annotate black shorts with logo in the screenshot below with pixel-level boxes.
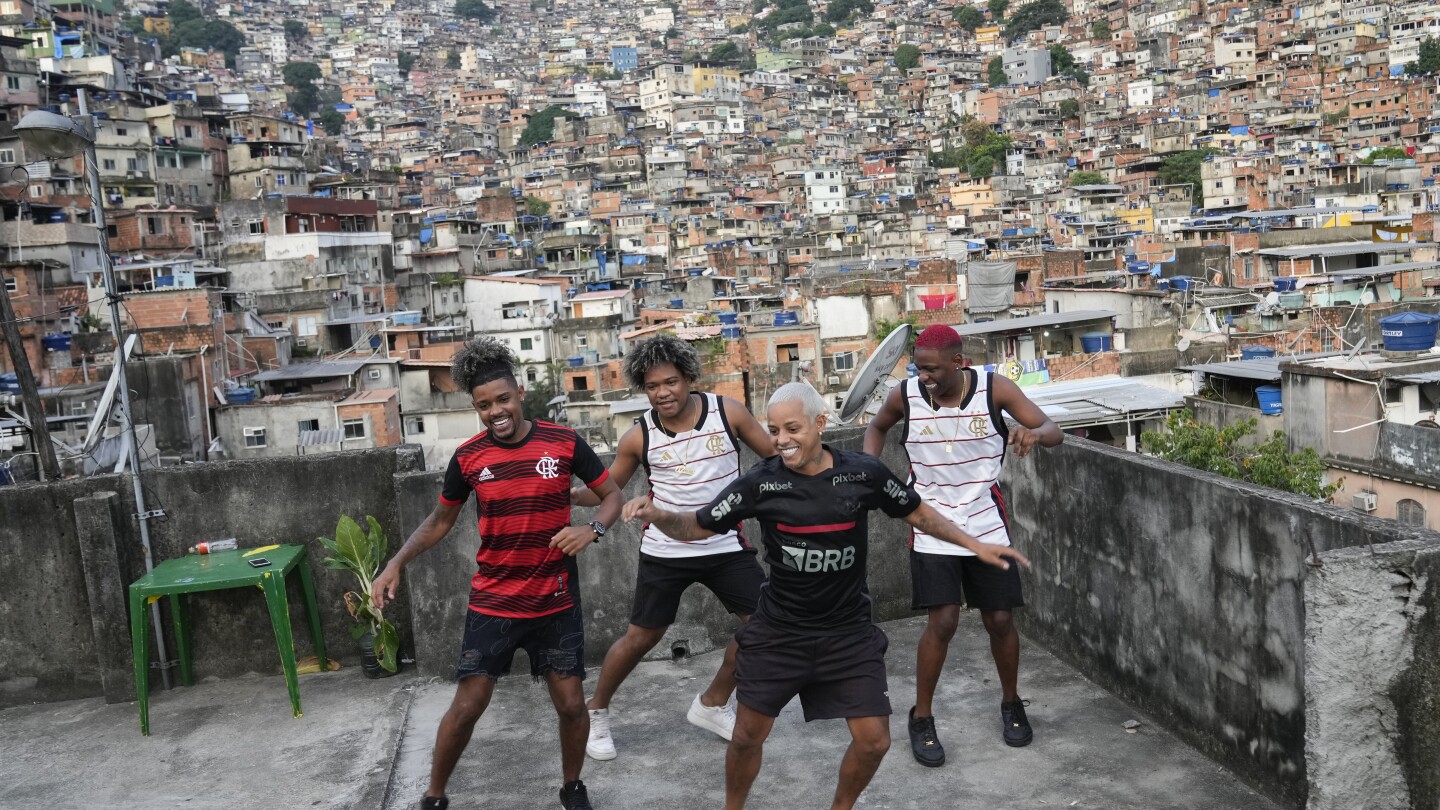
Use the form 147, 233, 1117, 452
733, 617, 891, 721
910, 549, 1025, 612
455, 604, 586, 682
630, 549, 765, 629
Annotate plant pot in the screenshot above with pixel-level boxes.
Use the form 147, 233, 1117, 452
358, 627, 398, 679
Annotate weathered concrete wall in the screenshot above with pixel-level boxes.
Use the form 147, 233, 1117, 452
0, 446, 423, 708
1303, 538, 1440, 810
1001, 437, 1409, 808
1187, 396, 1284, 448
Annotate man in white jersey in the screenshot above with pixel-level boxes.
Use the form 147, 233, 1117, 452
864, 324, 1062, 766
571, 334, 775, 760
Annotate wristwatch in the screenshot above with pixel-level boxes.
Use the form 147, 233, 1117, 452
588, 520, 607, 542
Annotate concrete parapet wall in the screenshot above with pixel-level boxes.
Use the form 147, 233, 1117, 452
1304, 538, 1440, 810
1001, 437, 1423, 808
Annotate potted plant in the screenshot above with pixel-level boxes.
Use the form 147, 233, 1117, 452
318, 515, 400, 678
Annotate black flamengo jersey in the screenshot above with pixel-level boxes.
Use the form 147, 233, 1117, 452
441, 420, 609, 619
696, 446, 920, 635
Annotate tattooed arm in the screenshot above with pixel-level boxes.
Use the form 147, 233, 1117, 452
622, 496, 717, 542
902, 502, 1030, 570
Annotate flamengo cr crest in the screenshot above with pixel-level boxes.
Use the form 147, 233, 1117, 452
536, 456, 561, 479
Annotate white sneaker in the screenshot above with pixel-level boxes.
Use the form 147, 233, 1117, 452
586, 708, 617, 761
686, 693, 736, 741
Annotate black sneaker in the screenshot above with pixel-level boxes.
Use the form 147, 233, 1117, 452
907, 706, 945, 767
560, 779, 594, 810
1002, 699, 1033, 747
419, 797, 448, 810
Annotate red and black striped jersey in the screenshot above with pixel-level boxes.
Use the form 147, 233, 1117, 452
441, 420, 609, 619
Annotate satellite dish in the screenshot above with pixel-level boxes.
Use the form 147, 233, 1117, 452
1176, 338, 1192, 353
1359, 290, 1376, 306
1416, 419, 1440, 430
837, 323, 912, 424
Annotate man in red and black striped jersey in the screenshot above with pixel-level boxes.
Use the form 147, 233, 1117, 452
373, 338, 623, 810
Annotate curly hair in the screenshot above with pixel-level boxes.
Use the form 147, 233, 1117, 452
451, 336, 518, 393
623, 333, 703, 390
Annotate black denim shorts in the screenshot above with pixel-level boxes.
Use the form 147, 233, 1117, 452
455, 604, 586, 682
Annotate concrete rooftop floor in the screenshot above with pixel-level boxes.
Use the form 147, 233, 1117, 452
0, 616, 1281, 810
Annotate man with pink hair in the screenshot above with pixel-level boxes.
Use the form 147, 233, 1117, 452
863, 324, 1062, 767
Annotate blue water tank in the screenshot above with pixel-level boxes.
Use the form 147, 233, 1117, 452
42, 333, 72, 352
1170, 276, 1194, 291
721, 325, 742, 340
773, 311, 799, 327
228, 387, 257, 403
567, 356, 585, 368
717, 311, 739, 325
1241, 346, 1276, 360
0, 372, 18, 394
670, 298, 684, 308
1256, 385, 1283, 415
1378, 312, 1440, 351
1273, 277, 1297, 292
1079, 332, 1112, 353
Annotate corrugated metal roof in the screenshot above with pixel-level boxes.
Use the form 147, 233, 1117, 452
951, 310, 1117, 336
1393, 371, 1440, 384
1178, 351, 1344, 382
1258, 242, 1425, 259
1023, 377, 1185, 426
339, 387, 399, 405
251, 359, 368, 382
298, 429, 345, 446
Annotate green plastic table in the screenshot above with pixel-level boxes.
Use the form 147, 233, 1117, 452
127, 544, 327, 735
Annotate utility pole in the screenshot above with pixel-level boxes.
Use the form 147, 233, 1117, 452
0, 270, 61, 480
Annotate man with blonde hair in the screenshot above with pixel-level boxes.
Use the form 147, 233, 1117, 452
623, 382, 1028, 809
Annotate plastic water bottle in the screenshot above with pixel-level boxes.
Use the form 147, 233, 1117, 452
188, 538, 238, 554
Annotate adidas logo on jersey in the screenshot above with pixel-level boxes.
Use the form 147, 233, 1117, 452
920, 426, 934, 436
660, 451, 675, 462
477, 467, 494, 481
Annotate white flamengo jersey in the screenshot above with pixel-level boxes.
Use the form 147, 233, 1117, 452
902, 373, 1011, 556
641, 392, 748, 558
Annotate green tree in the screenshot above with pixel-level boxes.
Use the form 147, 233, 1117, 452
1363, 146, 1409, 164
954, 5, 985, 31
167, 0, 202, 26
709, 41, 742, 62
987, 54, 1006, 85
1407, 37, 1440, 76
283, 18, 308, 41
894, 43, 921, 70
988, 0, 1008, 18
1090, 18, 1110, 38
454, 0, 497, 21
446, 49, 461, 69
1049, 44, 1088, 84
1141, 410, 1339, 500
289, 85, 320, 116
665, 26, 680, 39
521, 362, 567, 421
874, 315, 919, 351
811, 22, 836, 36
825, 0, 873, 23
318, 107, 346, 135
1058, 97, 1080, 119
283, 61, 322, 87
1158, 147, 1221, 206
519, 105, 573, 146
164, 13, 246, 68
1004, 0, 1067, 39
524, 196, 551, 216
397, 51, 416, 76
1069, 170, 1107, 186
929, 117, 1011, 178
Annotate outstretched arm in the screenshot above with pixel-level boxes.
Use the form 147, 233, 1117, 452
723, 396, 776, 459
863, 383, 905, 456
373, 500, 463, 608
622, 496, 717, 542
903, 502, 1030, 570
572, 425, 644, 507
992, 374, 1063, 458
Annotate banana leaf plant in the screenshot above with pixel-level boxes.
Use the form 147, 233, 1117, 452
318, 515, 399, 673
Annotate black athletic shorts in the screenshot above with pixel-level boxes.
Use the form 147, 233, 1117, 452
733, 617, 891, 721
910, 549, 1025, 612
630, 549, 764, 629
455, 604, 586, 682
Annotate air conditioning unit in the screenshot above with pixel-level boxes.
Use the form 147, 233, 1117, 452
1352, 491, 1378, 512
827, 375, 841, 386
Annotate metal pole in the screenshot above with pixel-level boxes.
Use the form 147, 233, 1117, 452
79, 90, 171, 689
0, 273, 60, 479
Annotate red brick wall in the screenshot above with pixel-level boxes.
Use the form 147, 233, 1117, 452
121, 288, 221, 330
1047, 350, 1121, 382
337, 399, 402, 447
